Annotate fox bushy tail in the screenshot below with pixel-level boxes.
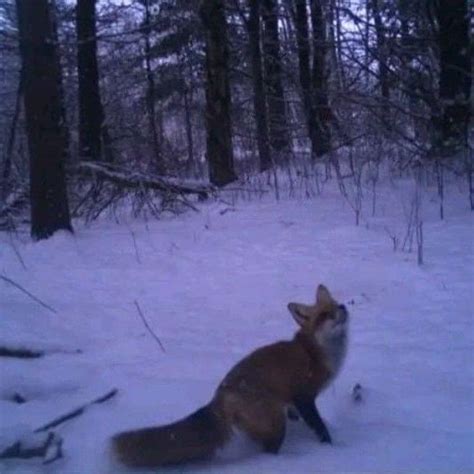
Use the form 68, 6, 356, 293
112, 403, 230, 467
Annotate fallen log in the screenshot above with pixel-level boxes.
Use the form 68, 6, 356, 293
75, 162, 214, 200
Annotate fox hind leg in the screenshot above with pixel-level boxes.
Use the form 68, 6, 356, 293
234, 400, 286, 454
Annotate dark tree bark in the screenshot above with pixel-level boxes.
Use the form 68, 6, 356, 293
294, 0, 315, 140
294, 0, 331, 158
371, 0, 390, 102
15, 0, 73, 240
77, 0, 104, 162
327, 0, 344, 90
435, 0, 471, 149
262, 0, 290, 153
177, 48, 197, 175
143, 0, 164, 174
200, 0, 237, 187
50, 0, 71, 160
1, 70, 23, 200
310, 0, 331, 156
183, 78, 195, 172
248, 0, 271, 172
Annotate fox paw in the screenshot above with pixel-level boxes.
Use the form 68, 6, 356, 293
319, 432, 332, 444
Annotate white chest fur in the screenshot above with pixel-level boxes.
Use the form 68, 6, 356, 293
316, 329, 348, 380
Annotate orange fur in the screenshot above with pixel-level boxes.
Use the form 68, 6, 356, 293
112, 284, 349, 466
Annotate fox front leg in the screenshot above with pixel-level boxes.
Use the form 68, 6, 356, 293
293, 395, 332, 444
286, 405, 300, 421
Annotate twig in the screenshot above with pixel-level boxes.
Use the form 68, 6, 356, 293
384, 225, 399, 252
134, 300, 166, 353
130, 230, 141, 264
8, 232, 27, 270
1, 275, 57, 314
34, 388, 118, 433
0, 431, 63, 465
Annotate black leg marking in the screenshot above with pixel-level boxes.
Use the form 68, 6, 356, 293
287, 406, 300, 421
293, 396, 332, 444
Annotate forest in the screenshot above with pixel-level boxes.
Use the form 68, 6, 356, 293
0, 1, 472, 473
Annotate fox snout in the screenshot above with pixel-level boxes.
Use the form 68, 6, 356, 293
336, 304, 348, 324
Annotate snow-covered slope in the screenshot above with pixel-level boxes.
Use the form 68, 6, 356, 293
1, 180, 473, 473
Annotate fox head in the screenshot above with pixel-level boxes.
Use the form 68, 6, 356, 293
288, 284, 349, 351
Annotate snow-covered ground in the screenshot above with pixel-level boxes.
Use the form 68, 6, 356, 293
1, 178, 473, 473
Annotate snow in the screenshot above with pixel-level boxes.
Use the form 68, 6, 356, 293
1, 177, 473, 473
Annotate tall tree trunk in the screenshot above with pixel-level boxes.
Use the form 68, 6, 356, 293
16, 0, 73, 240
248, 0, 271, 172
310, 0, 331, 156
294, 0, 316, 151
179, 55, 195, 174
200, 0, 236, 187
1, 70, 23, 200
50, 0, 71, 161
294, 0, 332, 158
183, 87, 195, 173
435, 0, 471, 150
143, 0, 164, 174
262, 0, 290, 153
77, 0, 104, 162
371, 0, 390, 102
327, 0, 343, 91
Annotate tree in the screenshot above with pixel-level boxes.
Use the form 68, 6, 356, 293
200, 0, 236, 187
370, 0, 390, 103
142, 0, 165, 174
15, 0, 72, 239
294, 0, 331, 158
247, 0, 271, 172
77, 0, 105, 161
262, 0, 290, 153
435, 0, 471, 150
309, 0, 331, 156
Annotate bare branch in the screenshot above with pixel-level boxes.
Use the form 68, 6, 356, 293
134, 300, 166, 353
1, 274, 57, 314
34, 389, 118, 433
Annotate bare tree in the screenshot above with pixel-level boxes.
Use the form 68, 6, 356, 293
200, 0, 237, 187
370, 0, 390, 103
262, 0, 290, 153
435, 0, 471, 150
77, 0, 105, 162
294, 0, 331, 158
247, 0, 271, 172
16, 0, 72, 239
143, 0, 164, 174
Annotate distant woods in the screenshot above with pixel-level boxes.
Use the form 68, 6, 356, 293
0, 0, 472, 239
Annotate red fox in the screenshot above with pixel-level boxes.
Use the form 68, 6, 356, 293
112, 284, 349, 467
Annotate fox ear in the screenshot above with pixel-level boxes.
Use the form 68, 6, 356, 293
287, 303, 310, 328
316, 284, 333, 304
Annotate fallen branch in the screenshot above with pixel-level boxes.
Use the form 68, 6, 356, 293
0, 346, 43, 358
134, 300, 166, 353
129, 230, 141, 264
34, 388, 118, 433
8, 232, 28, 269
75, 162, 214, 199
71, 162, 214, 221
1, 275, 57, 314
0, 432, 63, 465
